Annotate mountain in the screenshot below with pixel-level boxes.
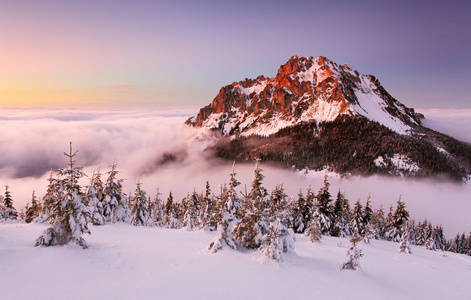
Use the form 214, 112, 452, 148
187, 56, 471, 180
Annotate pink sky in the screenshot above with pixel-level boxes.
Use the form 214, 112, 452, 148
1, 0, 470, 109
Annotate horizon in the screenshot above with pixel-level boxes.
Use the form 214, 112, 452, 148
1, 1, 470, 109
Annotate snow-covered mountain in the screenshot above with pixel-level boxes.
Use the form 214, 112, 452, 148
187, 56, 471, 181
187, 55, 421, 136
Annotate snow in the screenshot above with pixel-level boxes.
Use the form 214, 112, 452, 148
374, 155, 420, 174
351, 88, 411, 135
1, 222, 470, 300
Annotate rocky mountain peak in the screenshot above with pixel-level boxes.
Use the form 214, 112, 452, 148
187, 55, 421, 136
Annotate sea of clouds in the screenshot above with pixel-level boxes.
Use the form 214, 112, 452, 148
0, 107, 470, 238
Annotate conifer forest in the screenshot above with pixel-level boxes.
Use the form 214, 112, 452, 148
1, 144, 470, 262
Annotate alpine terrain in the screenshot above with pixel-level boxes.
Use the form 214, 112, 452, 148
187, 56, 471, 180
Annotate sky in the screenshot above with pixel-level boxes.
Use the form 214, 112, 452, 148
1, 0, 470, 109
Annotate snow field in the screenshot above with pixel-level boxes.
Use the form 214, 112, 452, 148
1, 222, 470, 300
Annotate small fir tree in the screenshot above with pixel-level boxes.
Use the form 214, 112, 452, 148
87, 169, 106, 225
102, 162, 129, 223
341, 231, 363, 271
35, 143, 90, 248
397, 222, 412, 254
130, 182, 148, 226
25, 190, 42, 223
3, 184, 18, 220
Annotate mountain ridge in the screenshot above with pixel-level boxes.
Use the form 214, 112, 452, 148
187, 55, 422, 136
187, 56, 471, 180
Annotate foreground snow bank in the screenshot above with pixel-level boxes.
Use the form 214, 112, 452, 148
1, 223, 470, 300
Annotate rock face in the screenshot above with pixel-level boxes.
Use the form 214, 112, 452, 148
187, 55, 421, 136
187, 56, 471, 181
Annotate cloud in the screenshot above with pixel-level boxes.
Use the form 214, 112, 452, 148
0, 107, 470, 238
417, 108, 471, 143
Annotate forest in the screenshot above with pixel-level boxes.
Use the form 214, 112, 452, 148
213, 115, 471, 181
1, 143, 470, 263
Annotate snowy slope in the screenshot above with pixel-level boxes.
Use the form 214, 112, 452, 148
1, 223, 470, 300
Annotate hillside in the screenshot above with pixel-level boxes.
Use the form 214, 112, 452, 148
1, 222, 470, 300
187, 56, 471, 180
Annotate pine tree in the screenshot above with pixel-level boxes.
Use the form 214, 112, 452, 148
3, 184, 18, 220
147, 188, 164, 227
313, 174, 333, 235
371, 205, 385, 240
103, 162, 130, 223
397, 222, 412, 254
350, 199, 364, 238
35, 142, 90, 248
226, 162, 242, 218
208, 185, 237, 253
130, 182, 148, 226
201, 181, 217, 231
292, 189, 308, 233
25, 190, 41, 223
341, 231, 363, 271
233, 159, 269, 249
306, 215, 322, 243
87, 169, 106, 225
261, 217, 294, 262
183, 191, 199, 230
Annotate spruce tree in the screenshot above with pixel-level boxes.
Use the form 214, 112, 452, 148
25, 190, 41, 223
87, 169, 106, 225
341, 231, 363, 271
3, 184, 18, 220
350, 199, 364, 238
35, 142, 90, 248
397, 222, 412, 254
292, 189, 308, 233
147, 188, 164, 227
233, 159, 269, 249
130, 182, 148, 226
103, 162, 129, 223
313, 174, 333, 235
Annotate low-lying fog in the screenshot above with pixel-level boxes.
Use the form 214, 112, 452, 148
0, 107, 470, 238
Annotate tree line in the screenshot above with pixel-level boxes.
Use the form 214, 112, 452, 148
1, 143, 470, 262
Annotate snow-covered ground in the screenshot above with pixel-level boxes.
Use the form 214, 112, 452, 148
1, 222, 470, 300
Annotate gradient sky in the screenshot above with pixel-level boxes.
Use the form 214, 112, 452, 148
1, 0, 470, 109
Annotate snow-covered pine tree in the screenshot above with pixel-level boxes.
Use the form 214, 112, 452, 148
331, 190, 351, 237
130, 182, 148, 226
103, 162, 129, 223
384, 196, 410, 242
208, 210, 237, 253
233, 159, 269, 249
87, 169, 106, 225
292, 189, 308, 233
313, 174, 333, 235
208, 185, 237, 253
226, 162, 243, 219
371, 205, 385, 240
25, 190, 42, 223
424, 224, 446, 251
35, 142, 90, 248
183, 190, 199, 231
3, 184, 18, 220
306, 215, 322, 243
397, 222, 412, 254
164, 191, 182, 229
350, 199, 364, 239
260, 217, 295, 262
201, 181, 217, 231
147, 188, 164, 227
341, 231, 363, 271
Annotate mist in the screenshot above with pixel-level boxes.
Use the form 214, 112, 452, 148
0, 107, 470, 238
